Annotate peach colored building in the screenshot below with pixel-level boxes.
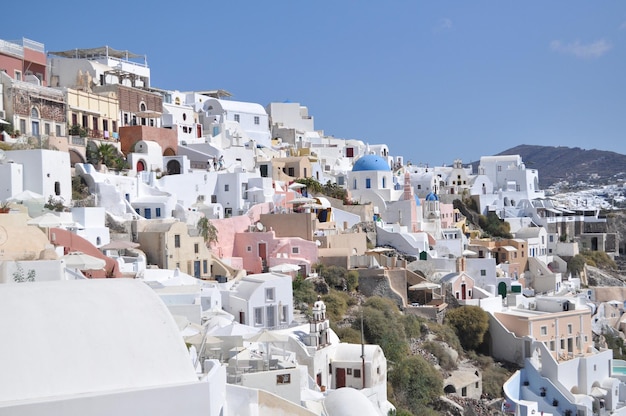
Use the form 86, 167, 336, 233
233, 229, 318, 276
494, 300, 593, 361
119, 125, 177, 158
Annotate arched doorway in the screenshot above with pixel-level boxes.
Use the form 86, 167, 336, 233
166, 159, 181, 175
136, 160, 146, 172
498, 281, 507, 298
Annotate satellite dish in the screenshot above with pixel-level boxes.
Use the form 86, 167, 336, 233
256, 222, 264, 232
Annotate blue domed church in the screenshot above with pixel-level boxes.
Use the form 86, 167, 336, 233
347, 154, 405, 216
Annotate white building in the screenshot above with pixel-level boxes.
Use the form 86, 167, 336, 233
0, 279, 226, 416
202, 98, 271, 148
221, 272, 293, 329
4, 149, 71, 205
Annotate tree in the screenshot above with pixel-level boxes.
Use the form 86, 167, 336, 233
445, 305, 490, 351
388, 355, 443, 413
356, 297, 409, 363
87, 142, 122, 169
567, 254, 586, 277
346, 270, 359, 292
197, 216, 218, 246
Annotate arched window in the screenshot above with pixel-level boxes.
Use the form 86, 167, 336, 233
140, 102, 146, 112
31, 107, 39, 118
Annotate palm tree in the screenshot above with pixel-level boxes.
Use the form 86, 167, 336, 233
197, 216, 218, 246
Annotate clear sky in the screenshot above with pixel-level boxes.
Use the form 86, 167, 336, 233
5, 1, 626, 166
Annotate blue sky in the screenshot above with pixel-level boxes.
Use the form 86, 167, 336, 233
5, 1, 626, 166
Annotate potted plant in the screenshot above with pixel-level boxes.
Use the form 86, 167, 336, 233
0, 201, 11, 213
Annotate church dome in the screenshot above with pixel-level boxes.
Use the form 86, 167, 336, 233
352, 155, 390, 172
425, 192, 439, 201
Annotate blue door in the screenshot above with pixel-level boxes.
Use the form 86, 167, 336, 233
194, 261, 201, 278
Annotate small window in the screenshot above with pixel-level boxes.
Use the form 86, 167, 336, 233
225, 184, 229, 192
246, 246, 252, 252
365, 178, 371, 189
276, 374, 290, 384
353, 369, 361, 378
203, 260, 208, 273
266, 288, 275, 302
54, 181, 61, 196
194, 243, 199, 254
568, 324, 573, 334
480, 269, 486, 276
540, 326, 547, 336
461, 387, 467, 397
156, 207, 161, 217
292, 247, 299, 254
254, 116, 260, 125
347, 368, 352, 375
254, 307, 263, 325
174, 234, 181, 248
234, 114, 240, 122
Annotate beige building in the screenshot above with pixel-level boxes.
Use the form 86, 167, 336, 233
136, 220, 215, 279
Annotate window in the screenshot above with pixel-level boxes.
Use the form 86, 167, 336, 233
353, 369, 361, 378
540, 326, 547, 336
174, 234, 181, 248
265, 288, 275, 302
461, 387, 467, 397
254, 116, 259, 125
234, 114, 240, 122
288, 167, 295, 177
382, 177, 386, 188
276, 374, 291, 384
194, 243, 199, 254
225, 184, 229, 191
203, 260, 208, 274
225, 208, 232, 218
347, 368, 352, 375
561, 339, 565, 349
568, 324, 573, 334
112, 121, 117, 132
292, 247, 299, 254
281, 305, 288, 323
246, 246, 252, 252
353, 179, 357, 190
480, 269, 486, 276
254, 307, 263, 325
54, 181, 61, 196
56, 125, 61, 137
15, 70, 22, 81
366, 178, 371, 189
156, 207, 161, 217
45, 123, 50, 135
346, 147, 354, 157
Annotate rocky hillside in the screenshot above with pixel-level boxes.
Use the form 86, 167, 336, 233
471, 145, 626, 189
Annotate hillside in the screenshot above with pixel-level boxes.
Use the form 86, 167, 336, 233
471, 145, 626, 189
